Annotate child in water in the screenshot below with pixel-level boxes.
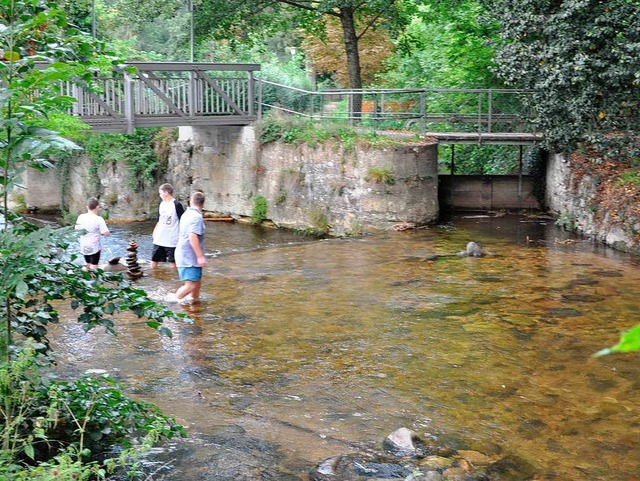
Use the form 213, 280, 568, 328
75, 197, 110, 270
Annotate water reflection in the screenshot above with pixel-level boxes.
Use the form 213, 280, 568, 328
50, 214, 640, 481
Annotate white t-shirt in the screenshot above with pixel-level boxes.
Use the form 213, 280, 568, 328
75, 213, 109, 256
153, 199, 183, 247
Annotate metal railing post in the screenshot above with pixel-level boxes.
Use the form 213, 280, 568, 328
373, 93, 379, 130
189, 69, 196, 117
257, 78, 263, 119
419, 91, 426, 137
124, 71, 134, 134
488, 91, 493, 133
478, 92, 482, 134
248, 70, 255, 116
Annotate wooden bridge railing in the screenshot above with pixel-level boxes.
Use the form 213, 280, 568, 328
63, 62, 260, 133
57, 62, 539, 143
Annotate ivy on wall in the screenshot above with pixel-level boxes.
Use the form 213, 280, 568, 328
83, 129, 176, 192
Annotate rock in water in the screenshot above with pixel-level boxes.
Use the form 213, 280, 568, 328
458, 241, 484, 257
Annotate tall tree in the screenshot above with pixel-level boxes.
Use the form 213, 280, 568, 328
194, 0, 403, 91
489, 0, 640, 155
302, 16, 395, 87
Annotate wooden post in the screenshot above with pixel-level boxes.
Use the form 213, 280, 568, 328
189, 70, 196, 117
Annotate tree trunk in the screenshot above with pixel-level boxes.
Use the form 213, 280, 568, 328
338, 7, 363, 120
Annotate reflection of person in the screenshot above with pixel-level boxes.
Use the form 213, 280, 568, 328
75, 197, 110, 270
174, 191, 207, 303
151, 183, 184, 269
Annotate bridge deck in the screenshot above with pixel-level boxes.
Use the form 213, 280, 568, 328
424, 132, 542, 145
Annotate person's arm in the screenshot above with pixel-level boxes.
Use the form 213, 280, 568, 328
175, 201, 185, 220
188, 232, 207, 267
100, 218, 111, 236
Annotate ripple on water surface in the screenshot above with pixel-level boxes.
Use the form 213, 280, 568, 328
49, 214, 640, 481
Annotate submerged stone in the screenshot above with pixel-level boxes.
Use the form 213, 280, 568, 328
383, 427, 417, 457
479, 453, 537, 481
547, 307, 583, 317
560, 293, 605, 303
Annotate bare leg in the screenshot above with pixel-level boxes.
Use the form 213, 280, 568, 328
150, 261, 158, 269
190, 280, 202, 302
176, 280, 197, 300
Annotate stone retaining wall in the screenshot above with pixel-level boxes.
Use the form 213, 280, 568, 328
166, 126, 440, 236
16, 126, 439, 236
546, 153, 640, 254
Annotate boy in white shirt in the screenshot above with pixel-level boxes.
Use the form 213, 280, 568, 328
151, 183, 184, 269
75, 197, 111, 270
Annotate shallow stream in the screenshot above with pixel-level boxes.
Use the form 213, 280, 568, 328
50, 214, 640, 481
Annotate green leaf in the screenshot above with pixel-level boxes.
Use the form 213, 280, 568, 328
15, 280, 29, 300
24, 443, 35, 460
594, 324, 640, 357
4, 50, 20, 62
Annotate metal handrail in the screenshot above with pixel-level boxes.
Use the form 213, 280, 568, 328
257, 79, 536, 136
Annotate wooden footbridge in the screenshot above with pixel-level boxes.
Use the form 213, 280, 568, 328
66, 62, 541, 145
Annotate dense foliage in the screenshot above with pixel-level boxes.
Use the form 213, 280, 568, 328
382, 0, 501, 88
1, 0, 187, 478
490, 0, 640, 156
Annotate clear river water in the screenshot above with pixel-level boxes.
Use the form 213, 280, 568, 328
49, 213, 640, 481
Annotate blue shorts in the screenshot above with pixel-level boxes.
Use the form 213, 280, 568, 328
178, 267, 202, 282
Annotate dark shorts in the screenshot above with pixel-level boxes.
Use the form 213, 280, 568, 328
178, 267, 202, 282
152, 244, 176, 263
83, 251, 101, 266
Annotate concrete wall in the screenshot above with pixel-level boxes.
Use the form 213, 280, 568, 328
16, 125, 439, 236
16, 155, 157, 220
16, 127, 438, 236
439, 175, 540, 211
167, 126, 440, 235
546, 153, 640, 254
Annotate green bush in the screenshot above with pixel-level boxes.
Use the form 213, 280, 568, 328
0, 347, 185, 480
251, 195, 268, 224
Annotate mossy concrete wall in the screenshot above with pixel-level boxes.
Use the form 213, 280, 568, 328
16, 125, 439, 235
167, 126, 439, 235
546, 153, 640, 254
15, 155, 157, 220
